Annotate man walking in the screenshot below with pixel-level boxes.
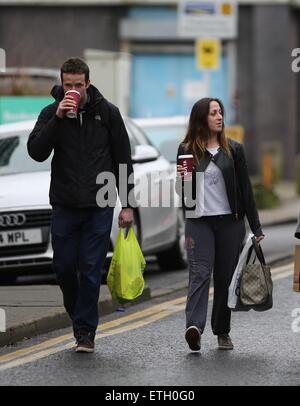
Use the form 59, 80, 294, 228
27, 57, 134, 353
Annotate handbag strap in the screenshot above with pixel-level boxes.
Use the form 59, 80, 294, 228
245, 237, 266, 265
245, 245, 256, 264
251, 236, 266, 265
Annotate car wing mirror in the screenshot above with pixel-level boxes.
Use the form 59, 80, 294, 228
132, 145, 159, 164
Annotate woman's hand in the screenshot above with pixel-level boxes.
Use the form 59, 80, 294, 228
255, 235, 265, 243
177, 164, 184, 178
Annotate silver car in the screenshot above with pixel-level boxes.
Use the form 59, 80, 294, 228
133, 116, 189, 269
133, 116, 189, 165
0, 118, 186, 283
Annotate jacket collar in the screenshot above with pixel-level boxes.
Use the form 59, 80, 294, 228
195, 147, 233, 172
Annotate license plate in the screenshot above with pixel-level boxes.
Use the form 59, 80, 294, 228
0, 229, 42, 247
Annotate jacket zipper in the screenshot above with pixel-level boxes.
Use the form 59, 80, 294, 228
79, 111, 84, 127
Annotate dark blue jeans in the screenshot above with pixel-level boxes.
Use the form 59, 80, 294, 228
51, 205, 114, 340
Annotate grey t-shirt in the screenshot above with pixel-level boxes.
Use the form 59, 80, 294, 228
203, 146, 232, 216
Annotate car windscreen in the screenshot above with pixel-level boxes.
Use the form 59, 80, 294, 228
0, 135, 51, 176
142, 125, 186, 163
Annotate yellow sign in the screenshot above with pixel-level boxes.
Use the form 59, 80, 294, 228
196, 39, 220, 70
225, 125, 244, 144
221, 3, 233, 15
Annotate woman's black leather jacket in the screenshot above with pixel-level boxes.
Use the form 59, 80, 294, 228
175, 139, 263, 237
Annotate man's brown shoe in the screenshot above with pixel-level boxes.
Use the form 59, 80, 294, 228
75, 339, 95, 353
185, 326, 201, 351
217, 334, 233, 350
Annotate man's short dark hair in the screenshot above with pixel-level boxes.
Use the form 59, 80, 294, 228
60, 57, 90, 83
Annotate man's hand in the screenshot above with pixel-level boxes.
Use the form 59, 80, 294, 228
56, 95, 77, 119
118, 208, 134, 229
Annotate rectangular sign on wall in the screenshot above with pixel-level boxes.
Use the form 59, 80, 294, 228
0, 96, 52, 124
178, 0, 238, 39
196, 38, 220, 70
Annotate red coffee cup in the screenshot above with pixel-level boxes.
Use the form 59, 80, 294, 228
178, 154, 194, 181
65, 90, 81, 118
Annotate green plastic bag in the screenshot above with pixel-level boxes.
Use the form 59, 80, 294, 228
107, 227, 146, 303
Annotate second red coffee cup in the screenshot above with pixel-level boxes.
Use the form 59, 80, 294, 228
178, 154, 194, 181
65, 90, 81, 118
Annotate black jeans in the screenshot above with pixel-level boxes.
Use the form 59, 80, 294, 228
185, 215, 246, 335
51, 205, 114, 340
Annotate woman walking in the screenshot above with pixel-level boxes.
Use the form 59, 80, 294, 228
176, 98, 264, 351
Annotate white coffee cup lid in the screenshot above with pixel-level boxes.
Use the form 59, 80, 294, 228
66, 90, 81, 96
178, 154, 193, 158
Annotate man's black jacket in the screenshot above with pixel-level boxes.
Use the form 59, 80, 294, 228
27, 84, 134, 209
175, 139, 263, 237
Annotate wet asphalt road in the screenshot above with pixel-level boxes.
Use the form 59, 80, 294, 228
0, 222, 298, 386
0, 261, 299, 386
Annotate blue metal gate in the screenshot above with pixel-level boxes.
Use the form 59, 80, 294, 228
130, 53, 229, 120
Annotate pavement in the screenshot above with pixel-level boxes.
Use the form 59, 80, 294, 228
0, 181, 299, 347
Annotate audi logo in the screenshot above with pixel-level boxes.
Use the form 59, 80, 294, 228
0, 213, 26, 227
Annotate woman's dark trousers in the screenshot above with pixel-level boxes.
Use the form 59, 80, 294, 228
185, 215, 245, 335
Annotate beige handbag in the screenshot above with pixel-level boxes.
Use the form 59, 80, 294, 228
240, 237, 273, 311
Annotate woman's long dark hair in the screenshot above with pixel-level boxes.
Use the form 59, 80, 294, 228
182, 97, 231, 164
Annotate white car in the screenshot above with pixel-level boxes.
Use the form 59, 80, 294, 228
0, 118, 186, 283
133, 116, 189, 267
133, 116, 189, 165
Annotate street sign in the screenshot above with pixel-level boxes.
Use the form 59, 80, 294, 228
196, 39, 220, 70
178, 0, 238, 39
